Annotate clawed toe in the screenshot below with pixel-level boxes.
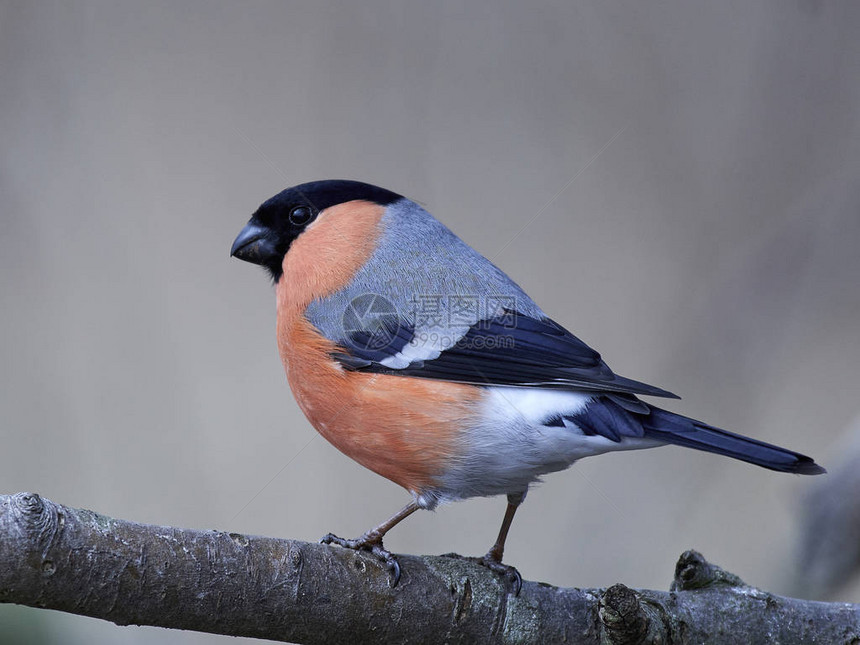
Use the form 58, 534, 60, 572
478, 555, 522, 595
441, 552, 522, 595
369, 543, 401, 584
320, 532, 402, 587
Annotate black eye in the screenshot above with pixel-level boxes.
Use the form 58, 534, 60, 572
288, 205, 314, 226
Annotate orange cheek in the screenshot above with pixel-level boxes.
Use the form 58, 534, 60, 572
278, 200, 386, 313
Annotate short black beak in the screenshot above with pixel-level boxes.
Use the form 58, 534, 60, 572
230, 222, 276, 265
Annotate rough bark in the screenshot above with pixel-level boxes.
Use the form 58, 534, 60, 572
1, 492, 858, 644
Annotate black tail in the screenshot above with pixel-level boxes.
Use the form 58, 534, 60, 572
643, 406, 825, 475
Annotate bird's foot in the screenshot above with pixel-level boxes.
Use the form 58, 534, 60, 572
320, 532, 402, 587
441, 551, 522, 595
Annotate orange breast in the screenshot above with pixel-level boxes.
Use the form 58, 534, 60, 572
273, 199, 481, 493
278, 314, 479, 492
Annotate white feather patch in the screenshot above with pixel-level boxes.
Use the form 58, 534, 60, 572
430, 385, 663, 502
379, 325, 470, 369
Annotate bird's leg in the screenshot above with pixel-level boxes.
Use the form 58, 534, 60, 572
479, 492, 525, 593
443, 492, 526, 594
320, 501, 420, 587
486, 492, 523, 563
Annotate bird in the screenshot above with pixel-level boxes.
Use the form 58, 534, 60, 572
230, 179, 824, 592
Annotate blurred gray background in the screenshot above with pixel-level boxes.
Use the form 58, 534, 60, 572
2, 1, 859, 643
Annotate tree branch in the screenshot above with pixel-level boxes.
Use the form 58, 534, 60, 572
1, 492, 857, 644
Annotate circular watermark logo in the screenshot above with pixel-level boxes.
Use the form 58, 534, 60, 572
342, 293, 402, 352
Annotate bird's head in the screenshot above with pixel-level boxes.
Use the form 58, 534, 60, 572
230, 179, 402, 282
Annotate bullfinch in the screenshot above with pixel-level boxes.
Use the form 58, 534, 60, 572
231, 179, 824, 591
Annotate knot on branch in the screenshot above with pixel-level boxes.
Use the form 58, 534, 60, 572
7, 492, 63, 561
599, 583, 650, 645
671, 550, 745, 591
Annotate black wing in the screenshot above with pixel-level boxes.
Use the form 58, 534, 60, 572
331, 311, 678, 399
